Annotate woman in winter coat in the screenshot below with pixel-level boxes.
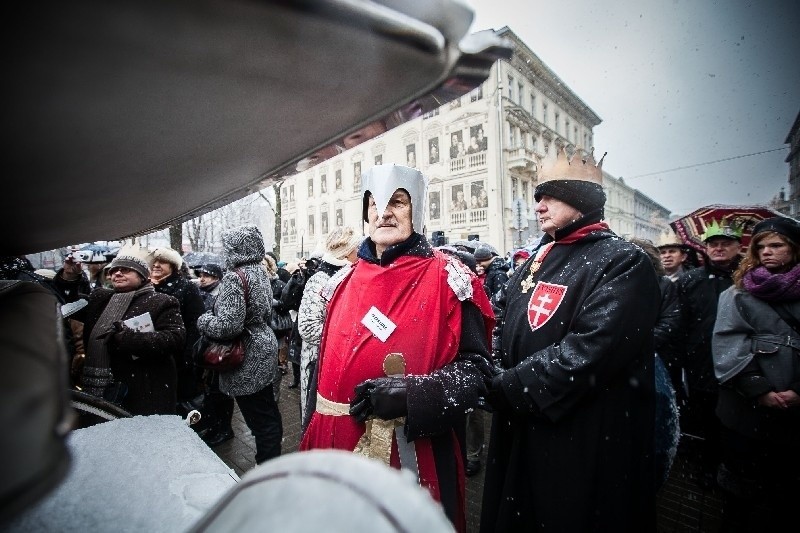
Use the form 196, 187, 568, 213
296, 227, 361, 428
79, 250, 185, 415
149, 246, 205, 404
196, 225, 282, 464
712, 217, 800, 530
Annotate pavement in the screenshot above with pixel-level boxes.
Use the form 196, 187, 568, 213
212, 371, 724, 532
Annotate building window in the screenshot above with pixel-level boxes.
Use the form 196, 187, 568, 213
406, 144, 417, 168
530, 93, 536, 119
555, 112, 560, 134
320, 174, 327, 194
335, 169, 342, 191
428, 137, 440, 164
470, 180, 488, 209
574, 126, 578, 145
469, 125, 487, 153
565, 119, 570, 141
429, 191, 441, 220
512, 177, 518, 199
321, 211, 329, 234
289, 184, 295, 203
508, 124, 515, 147
517, 82, 524, 105
353, 162, 361, 191
374, 154, 382, 166
308, 214, 315, 236
507, 75, 514, 101
470, 84, 483, 102
451, 184, 467, 212
450, 131, 464, 159
542, 101, 549, 126
307, 178, 314, 198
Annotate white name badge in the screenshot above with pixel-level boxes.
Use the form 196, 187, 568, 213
361, 306, 397, 342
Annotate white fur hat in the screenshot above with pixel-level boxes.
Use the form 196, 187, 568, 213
325, 226, 362, 260
150, 247, 183, 270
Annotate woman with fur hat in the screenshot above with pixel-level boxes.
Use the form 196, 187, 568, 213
197, 225, 282, 464
712, 216, 800, 530
296, 226, 362, 428
78, 249, 186, 415
150, 247, 206, 405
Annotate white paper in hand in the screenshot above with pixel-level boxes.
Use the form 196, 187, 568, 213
123, 312, 155, 333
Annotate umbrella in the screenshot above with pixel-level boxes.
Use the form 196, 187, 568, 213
669, 204, 784, 254
182, 251, 224, 268
450, 239, 498, 255
71, 242, 119, 263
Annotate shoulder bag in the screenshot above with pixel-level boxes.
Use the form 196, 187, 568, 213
195, 269, 249, 372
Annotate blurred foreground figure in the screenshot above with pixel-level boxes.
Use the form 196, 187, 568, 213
300, 165, 494, 532
0, 280, 72, 526
482, 148, 660, 532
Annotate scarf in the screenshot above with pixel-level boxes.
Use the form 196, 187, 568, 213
81, 284, 155, 397
743, 263, 800, 303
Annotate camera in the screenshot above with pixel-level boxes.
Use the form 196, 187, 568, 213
67, 250, 91, 263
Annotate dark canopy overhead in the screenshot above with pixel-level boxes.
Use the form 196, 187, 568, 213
2, 0, 511, 254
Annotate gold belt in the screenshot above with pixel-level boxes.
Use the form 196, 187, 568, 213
315, 393, 351, 416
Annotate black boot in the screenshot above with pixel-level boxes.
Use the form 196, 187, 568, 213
202, 392, 235, 446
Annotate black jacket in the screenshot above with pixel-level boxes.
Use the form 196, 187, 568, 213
82, 287, 185, 415
482, 257, 509, 302
53, 269, 91, 303
677, 260, 737, 393
655, 276, 684, 390
482, 217, 660, 533
153, 272, 205, 379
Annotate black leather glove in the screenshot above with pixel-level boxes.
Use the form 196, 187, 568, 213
484, 373, 513, 413
349, 376, 408, 423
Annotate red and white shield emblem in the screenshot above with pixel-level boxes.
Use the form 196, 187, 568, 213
527, 282, 568, 331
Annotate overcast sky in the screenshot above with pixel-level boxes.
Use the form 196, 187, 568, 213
463, 0, 799, 216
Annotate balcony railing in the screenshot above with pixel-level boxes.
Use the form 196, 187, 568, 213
449, 207, 487, 227
506, 146, 537, 172
449, 151, 487, 174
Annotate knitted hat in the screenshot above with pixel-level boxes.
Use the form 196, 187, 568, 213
194, 263, 223, 279
150, 247, 183, 270
473, 245, 494, 262
534, 147, 606, 214
752, 216, 800, 244
325, 226, 362, 260
107, 254, 150, 281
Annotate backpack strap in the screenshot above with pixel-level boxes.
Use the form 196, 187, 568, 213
769, 302, 800, 335
233, 269, 249, 306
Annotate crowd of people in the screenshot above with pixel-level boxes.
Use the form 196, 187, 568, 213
2, 154, 799, 531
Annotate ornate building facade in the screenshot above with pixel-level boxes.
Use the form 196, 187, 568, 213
278, 27, 670, 258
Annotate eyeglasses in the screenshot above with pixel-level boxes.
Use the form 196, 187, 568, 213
108, 267, 136, 276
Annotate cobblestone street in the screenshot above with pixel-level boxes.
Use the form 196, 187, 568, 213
212, 372, 723, 532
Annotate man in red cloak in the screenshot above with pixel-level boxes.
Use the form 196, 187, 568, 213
300, 164, 495, 532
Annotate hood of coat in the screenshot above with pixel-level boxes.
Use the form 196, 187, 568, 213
223, 225, 266, 269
